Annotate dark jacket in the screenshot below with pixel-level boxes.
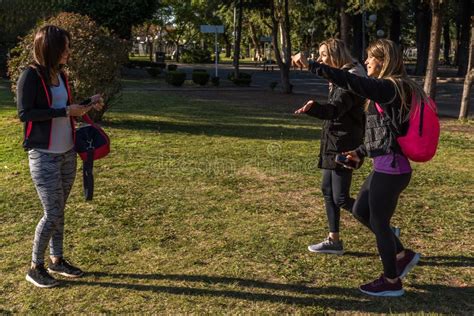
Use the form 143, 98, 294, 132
306, 63, 366, 170
16, 66, 74, 150
310, 62, 410, 159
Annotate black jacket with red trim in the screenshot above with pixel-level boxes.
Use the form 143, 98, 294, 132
16, 66, 75, 150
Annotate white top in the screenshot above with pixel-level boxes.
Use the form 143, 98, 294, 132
36, 75, 74, 154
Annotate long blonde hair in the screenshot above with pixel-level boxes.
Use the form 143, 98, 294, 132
319, 38, 354, 69
320, 38, 357, 92
366, 39, 430, 121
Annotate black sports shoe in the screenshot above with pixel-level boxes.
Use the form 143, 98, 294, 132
26, 265, 59, 288
48, 258, 84, 278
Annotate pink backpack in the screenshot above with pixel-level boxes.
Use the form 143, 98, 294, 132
375, 95, 440, 162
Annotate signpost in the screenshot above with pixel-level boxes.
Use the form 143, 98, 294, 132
200, 25, 224, 77
259, 36, 273, 62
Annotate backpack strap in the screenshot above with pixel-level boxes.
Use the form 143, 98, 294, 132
417, 95, 425, 137
375, 102, 384, 115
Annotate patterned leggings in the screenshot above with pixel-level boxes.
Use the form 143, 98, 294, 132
29, 149, 76, 265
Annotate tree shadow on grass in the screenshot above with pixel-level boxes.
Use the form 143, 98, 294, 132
60, 272, 472, 313
418, 255, 474, 268
103, 119, 321, 141
342, 251, 378, 258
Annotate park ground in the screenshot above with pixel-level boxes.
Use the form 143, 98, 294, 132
0, 71, 473, 313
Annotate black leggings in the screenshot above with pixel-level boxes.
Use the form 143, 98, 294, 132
352, 170, 411, 279
321, 169, 355, 233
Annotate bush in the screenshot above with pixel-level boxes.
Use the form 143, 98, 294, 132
211, 76, 220, 87
8, 12, 128, 121
167, 64, 178, 71
227, 72, 252, 86
146, 67, 161, 77
192, 71, 209, 86
125, 60, 165, 69
166, 71, 186, 86
181, 48, 212, 63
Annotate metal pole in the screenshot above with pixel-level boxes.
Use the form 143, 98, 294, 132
215, 29, 218, 77
233, 4, 236, 60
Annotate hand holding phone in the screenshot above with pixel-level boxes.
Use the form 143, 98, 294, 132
79, 98, 92, 107
335, 154, 359, 169
79, 94, 102, 107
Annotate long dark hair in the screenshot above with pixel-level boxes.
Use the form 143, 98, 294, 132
33, 25, 71, 86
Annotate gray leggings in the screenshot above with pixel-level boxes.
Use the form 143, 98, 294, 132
29, 149, 76, 265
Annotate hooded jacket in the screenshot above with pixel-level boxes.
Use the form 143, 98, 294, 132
306, 62, 366, 170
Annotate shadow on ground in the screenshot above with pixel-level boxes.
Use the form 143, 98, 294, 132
103, 118, 321, 141
60, 272, 473, 313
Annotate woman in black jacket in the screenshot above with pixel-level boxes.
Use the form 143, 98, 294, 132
295, 39, 424, 297
295, 38, 366, 255
17, 25, 102, 288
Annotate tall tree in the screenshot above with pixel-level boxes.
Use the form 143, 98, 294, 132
268, 0, 292, 93
415, 0, 431, 75
459, 16, 473, 119
63, 0, 160, 40
456, 0, 472, 75
389, 2, 402, 44
352, 13, 364, 61
442, 21, 451, 64
233, 0, 244, 78
0, 0, 62, 77
339, 0, 351, 47
424, 0, 444, 99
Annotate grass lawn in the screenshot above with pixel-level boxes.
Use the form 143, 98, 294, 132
0, 78, 473, 313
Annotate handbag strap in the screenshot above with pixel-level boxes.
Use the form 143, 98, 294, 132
82, 113, 95, 125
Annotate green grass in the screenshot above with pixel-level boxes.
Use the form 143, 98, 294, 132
0, 79, 473, 313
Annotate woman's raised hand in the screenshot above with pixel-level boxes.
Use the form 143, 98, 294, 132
292, 52, 309, 69
294, 100, 315, 114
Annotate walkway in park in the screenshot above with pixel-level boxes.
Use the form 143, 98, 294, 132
135, 63, 473, 118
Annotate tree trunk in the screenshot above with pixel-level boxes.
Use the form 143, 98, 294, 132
443, 21, 451, 65
454, 20, 461, 66
390, 4, 401, 44
175, 40, 180, 62
145, 23, 153, 62
339, 1, 351, 47
233, 0, 243, 78
352, 13, 363, 62
459, 16, 474, 119
270, 0, 292, 94
424, 0, 444, 99
415, 0, 431, 75
223, 33, 232, 58
249, 23, 262, 61
457, 0, 471, 75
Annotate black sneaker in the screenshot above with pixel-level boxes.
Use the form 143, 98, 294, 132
26, 265, 59, 288
359, 274, 404, 297
48, 258, 84, 278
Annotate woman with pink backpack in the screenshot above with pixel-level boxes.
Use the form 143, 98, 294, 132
295, 39, 439, 297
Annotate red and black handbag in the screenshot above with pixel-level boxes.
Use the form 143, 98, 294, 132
75, 114, 110, 200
